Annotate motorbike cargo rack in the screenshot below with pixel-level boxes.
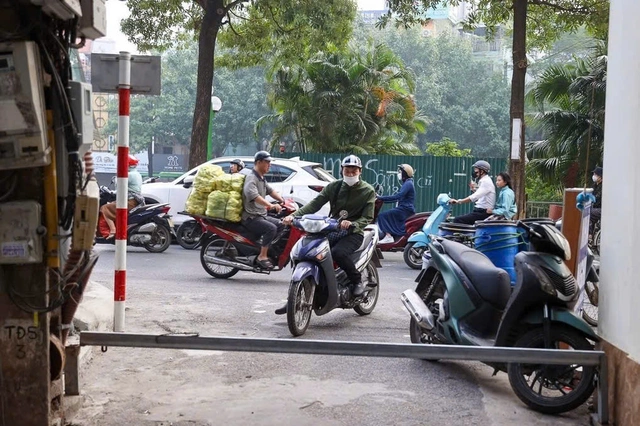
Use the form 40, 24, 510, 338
79, 332, 609, 424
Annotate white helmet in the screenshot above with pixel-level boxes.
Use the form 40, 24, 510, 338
341, 155, 362, 168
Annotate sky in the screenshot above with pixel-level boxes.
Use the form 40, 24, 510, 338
99, 0, 387, 54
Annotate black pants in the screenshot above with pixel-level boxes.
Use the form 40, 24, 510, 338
330, 232, 364, 285
453, 208, 491, 225
242, 215, 283, 247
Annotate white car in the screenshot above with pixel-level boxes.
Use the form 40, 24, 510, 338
141, 156, 335, 226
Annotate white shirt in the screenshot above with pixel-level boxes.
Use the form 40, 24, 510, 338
469, 174, 496, 210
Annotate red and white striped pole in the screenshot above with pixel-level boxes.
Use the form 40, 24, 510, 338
114, 51, 131, 332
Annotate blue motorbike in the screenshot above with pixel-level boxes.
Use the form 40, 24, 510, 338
285, 213, 382, 336
403, 193, 453, 269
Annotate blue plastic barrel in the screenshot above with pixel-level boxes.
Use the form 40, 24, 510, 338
474, 221, 520, 285
517, 218, 555, 252
438, 223, 475, 243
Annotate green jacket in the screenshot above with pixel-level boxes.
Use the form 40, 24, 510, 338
294, 179, 376, 235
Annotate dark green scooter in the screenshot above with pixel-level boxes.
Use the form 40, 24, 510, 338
401, 222, 599, 415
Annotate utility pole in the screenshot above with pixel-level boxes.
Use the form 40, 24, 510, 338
0, 2, 104, 424
508, 0, 528, 218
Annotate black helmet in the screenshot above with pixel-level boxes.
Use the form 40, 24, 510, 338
592, 166, 603, 177
472, 160, 491, 174
254, 151, 272, 162
230, 159, 245, 170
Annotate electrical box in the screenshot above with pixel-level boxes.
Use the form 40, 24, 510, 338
79, 0, 107, 40
0, 201, 44, 264
0, 41, 50, 170
30, 0, 83, 20
68, 81, 93, 157
73, 180, 99, 250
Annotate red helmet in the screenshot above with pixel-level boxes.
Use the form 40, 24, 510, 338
128, 154, 139, 167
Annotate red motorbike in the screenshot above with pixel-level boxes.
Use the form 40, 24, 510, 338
187, 199, 302, 279
373, 198, 431, 252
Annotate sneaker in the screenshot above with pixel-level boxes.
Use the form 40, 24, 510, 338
378, 235, 394, 244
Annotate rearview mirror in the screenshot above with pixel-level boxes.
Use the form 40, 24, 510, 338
183, 175, 195, 188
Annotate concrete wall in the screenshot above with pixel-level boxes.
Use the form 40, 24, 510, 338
599, 0, 640, 362
599, 0, 640, 424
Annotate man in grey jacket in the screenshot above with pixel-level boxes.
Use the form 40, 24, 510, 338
241, 151, 286, 269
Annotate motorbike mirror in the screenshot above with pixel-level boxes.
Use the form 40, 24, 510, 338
339, 210, 348, 219
111, 176, 116, 184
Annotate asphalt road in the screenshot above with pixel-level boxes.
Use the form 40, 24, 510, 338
71, 245, 590, 426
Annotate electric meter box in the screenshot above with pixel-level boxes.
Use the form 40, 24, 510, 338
69, 80, 94, 157
0, 41, 50, 170
0, 201, 43, 264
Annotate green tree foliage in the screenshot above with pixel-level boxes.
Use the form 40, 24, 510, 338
526, 41, 606, 188
381, 0, 608, 50
355, 24, 510, 157
425, 138, 471, 157
257, 42, 426, 155
121, 0, 356, 168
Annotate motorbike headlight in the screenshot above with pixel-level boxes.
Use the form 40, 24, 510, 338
526, 263, 556, 296
298, 217, 330, 233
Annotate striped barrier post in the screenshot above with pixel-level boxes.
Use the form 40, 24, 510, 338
114, 51, 131, 332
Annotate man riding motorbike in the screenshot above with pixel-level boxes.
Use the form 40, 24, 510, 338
241, 151, 286, 270
275, 154, 376, 314
100, 154, 143, 240
377, 164, 416, 243
449, 160, 496, 224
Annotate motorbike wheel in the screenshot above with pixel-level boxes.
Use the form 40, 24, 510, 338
354, 263, 380, 316
200, 238, 239, 279
409, 272, 445, 358
403, 242, 425, 270
581, 281, 599, 327
507, 326, 597, 415
176, 221, 203, 250
143, 224, 172, 253
286, 278, 315, 337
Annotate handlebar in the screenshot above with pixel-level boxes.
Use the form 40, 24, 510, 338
515, 220, 543, 239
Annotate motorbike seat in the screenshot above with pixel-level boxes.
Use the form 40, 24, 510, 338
439, 238, 511, 310
351, 228, 375, 258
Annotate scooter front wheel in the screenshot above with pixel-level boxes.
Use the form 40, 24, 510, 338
507, 326, 597, 414
287, 278, 315, 337
403, 242, 426, 270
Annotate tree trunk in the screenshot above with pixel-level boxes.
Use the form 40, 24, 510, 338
188, 0, 224, 169
508, 0, 528, 218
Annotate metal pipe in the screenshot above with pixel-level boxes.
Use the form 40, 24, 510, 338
598, 353, 609, 424
80, 332, 603, 366
114, 51, 132, 333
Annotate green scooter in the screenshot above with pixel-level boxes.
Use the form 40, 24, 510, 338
401, 221, 598, 415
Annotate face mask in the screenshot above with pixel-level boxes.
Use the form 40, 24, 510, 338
397, 172, 403, 182
592, 175, 598, 183
343, 175, 359, 186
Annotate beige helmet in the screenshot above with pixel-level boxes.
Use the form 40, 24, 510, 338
398, 164, 414, 178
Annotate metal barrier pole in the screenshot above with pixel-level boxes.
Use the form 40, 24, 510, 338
80, 332, 603, 366
598, 353, 609, 424
114, 51, 131, 332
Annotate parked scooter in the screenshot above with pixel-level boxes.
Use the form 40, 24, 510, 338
401, 221, 598, 414
96, 186, 175, 253
193, 199, 301, 278
285, 212, 382, 336
373, 197, 431, 253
